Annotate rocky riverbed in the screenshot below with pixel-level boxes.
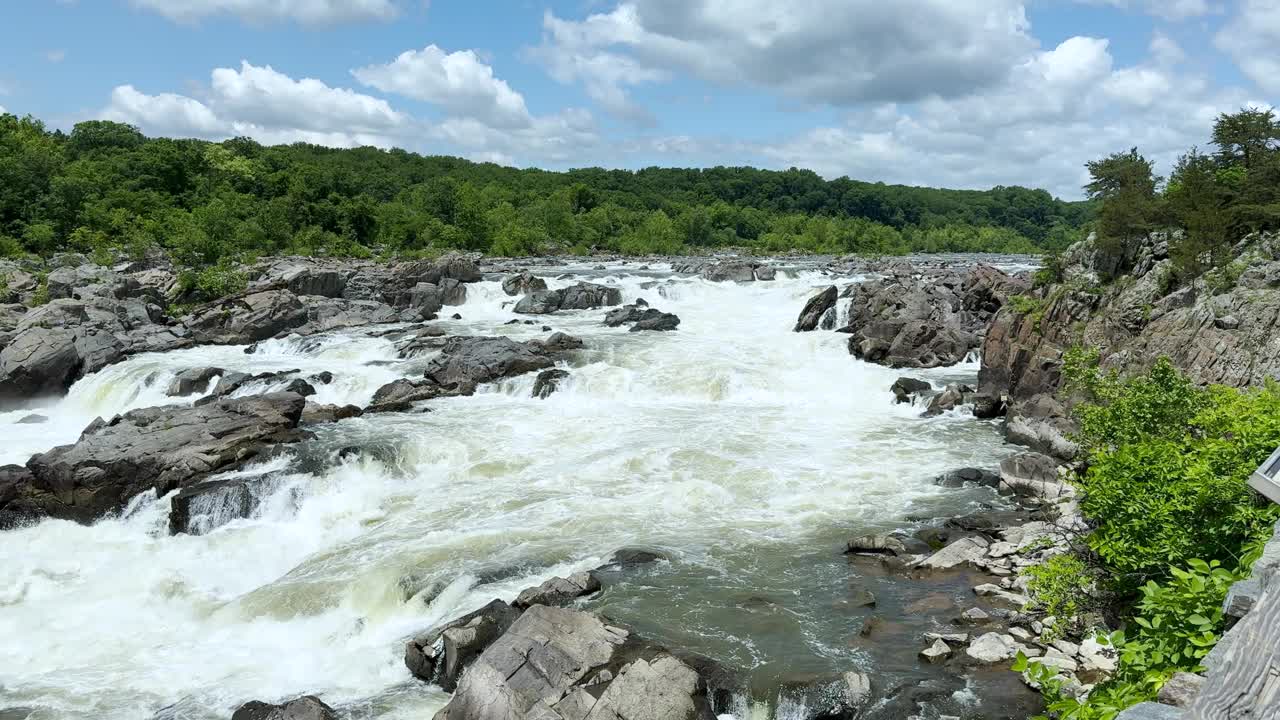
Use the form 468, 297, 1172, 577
0, 251, 1062, 720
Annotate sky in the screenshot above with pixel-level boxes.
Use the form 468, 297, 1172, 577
0, 0, 1277, 199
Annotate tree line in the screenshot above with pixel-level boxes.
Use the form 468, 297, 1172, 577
1079, 107, 1280, 283
0, 114, 1091, 268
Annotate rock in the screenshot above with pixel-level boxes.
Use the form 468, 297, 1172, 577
933, 467, 1000, 488
954, 607, 991, 626
845, 534, 907, 556
532, 369, 570, 399
1078, 636, 1118, 682
966, 632, 1020, 664
300, 403, 363, 424
702, 261, 757, 282
774, 672, 871, 720
754, 266, 777, 281
502, 272, 548, 296
167, 367, 226, 397
999, 452, 1067, 499
183, 290, 307, 344
3, 392, 307, 525
921, 639, 952, 663
514, 282, 622, 314
610, 547, 668, 566
1155, 672, 1203, 707
432, 606, 628, 720
844, 264, 1025, 368
282, 378, 316, 397
366, 379, 455, 413
923, 383, 973, 417
971, 393, 1007, 419
577, 655, 703, 720
15, 413, 47, 424
974, 584, 1030, 608
531, 332, 586, 354
231, 696, 336, 720
1037, 648, 1080, 674
794, 286, 838, 332
169, 477, 261, 535
924, 632, 969, 644
1214, 315, 1239, 330
405, 599, 523, 691
604, 304, 681, 331
1114, 702, 1186, 720
424, 336, 554, 389
890, 377, 931, 404
513, 572, 602, 608
917, 536, 990, 570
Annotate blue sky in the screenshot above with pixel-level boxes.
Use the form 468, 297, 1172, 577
1, 0, 1276, 198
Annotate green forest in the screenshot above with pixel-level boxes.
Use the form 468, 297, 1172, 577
0, 113, 1091, 268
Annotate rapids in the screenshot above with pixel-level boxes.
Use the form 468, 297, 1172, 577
0, 262, 1022, 720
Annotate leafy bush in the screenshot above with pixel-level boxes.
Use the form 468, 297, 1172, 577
176, 262, 247, 304
1024, 554, 1107, 640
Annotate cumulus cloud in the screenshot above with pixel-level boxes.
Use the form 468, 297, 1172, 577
756, 34, 1249, 197
429, 108, 599, 166
352, 45, 532, 128
101, 61, 408, 148
1079, 0, 1217, 21
127, 0, 399, 25
532, 0, 1036, 120
1216, 0, 1280, 94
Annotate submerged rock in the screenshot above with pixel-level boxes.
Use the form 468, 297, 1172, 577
231, 696, 336, 720
513, 571, 602, 608
532, 368, 570, 399
890, 377, 931, 404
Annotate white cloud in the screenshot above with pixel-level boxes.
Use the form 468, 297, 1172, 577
1216, 0, 1280, 94
757, 35, 1250, 197
1078, 0, 1217, 21
532, 0, 1035, 120
1149, 31, 1185, 66
127, 0, 399, 25
430, 108, 599, 166
45, 49, 66, 63
101, 61, 408, 148
352, 45, 532, 128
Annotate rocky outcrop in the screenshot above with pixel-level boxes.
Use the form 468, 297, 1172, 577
513, 572, 602, 608
431, 605, 720, 720
794, 286, 838, 332
843, 264, 1026, 369
532, 368, 570, 399
0, 392, 308, 527
405, 599, 524, 691
890, 377, 931, 404
604, 303, 681, 332
0, 297, 185, 408
182, 291, 404, 345
366, 378, 460, 413
980, 231, 1280, 459
425, 336, 555, 389
503, 271, 548, 296
697, 260, 773, 283
514, 282, 623, 314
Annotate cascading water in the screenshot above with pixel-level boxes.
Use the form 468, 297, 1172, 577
0, 264, 1017, 720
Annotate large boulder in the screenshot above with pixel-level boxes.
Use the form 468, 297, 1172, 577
532, 369, 570, 399
405, 599, 524, 691
794, 286, 838, 332
513, 572, 602, 608
2, 392, 307, 526
503, 272, 548, 297
183, 290, 402, 344
515, 282, 623, 314
604, 304, 680, 332
432, 605, 718, 720
231, 696, 336, 720
425, 337, 554, 389
844, 264, 1025, 369
701, 261, 757, 283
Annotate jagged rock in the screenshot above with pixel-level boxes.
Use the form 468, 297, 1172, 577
921, 639, 952, 663
530, 332, 586, 354
301, 403, 362, 424
794, 286, 838, 332
231, 696, 336, 720
955, 607, 992, 626
514, 282, 622, 314
405, 599, 523, 691
754, 266, 777, 281
971, 393, 1007, 419
891, 377, 931, 404
3, 392, 307, 526
604, 304, 681, 331
845, 534, 907, 556
773, 672, 871, 720
167, 367, 225, 397
923, 384, 974, 417
702, 261, 757, 282
933, 467, 1000, 489
366, 379, 456, 413
844, 264, 1025, 368
424, 336, 554, 390
1156, 672, 1203, 707
502, 272, 548, 296
513, 572, 602, 608
918, 536, 990, 570
183, 290, 399, 345
532, 369, 570, 399
998, 452, 1067, 499
309, 371, 334, 385
966, 632, 1020, 664
1213, 315, 1239, 330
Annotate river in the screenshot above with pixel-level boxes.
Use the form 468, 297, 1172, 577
0, 259, 1029, 719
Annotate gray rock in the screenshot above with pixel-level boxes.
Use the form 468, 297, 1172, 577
425, 336, 554, 390
918, 536, 990, 571
406, 599, 523, 691
604, 304, 681, 331
1114, 702, 1185, 720
167, 367, 225, 397
999, 451, 1067, 499
921, 639, 952, 663
845, 534, 907, 556
366, 378, 456, 413
794, 286, 838, 332
702, 261, 757, 283
933, 467, 1000, 489
16, 413, 47, 424
965, 632, 1019, 664
503, 272, 548, 297
3, 392, 307, 526
754, 266, 777, 281
514, 572, 602, 608
923, 383, 973, 417
515, 282, 623, 314
1214, 315, 1240, 330
1155, 672, 1203, 708
890, 377, 931, 404
971, 393, 1007, 419
532, 369, 570, 399
231, 696, 336, 720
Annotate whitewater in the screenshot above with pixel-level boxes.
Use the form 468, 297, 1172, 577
0, 263, 1016, 719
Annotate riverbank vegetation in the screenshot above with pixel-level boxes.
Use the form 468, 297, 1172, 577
0, 113, 1089, 268
1081, 107, 1280, 283
1018, 351, 1280, 718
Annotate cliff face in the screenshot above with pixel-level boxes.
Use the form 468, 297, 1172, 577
980, 232, 1280, 458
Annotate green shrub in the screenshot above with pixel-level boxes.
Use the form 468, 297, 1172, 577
176, 262, 247, 304
1024, 554, 1106, 640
